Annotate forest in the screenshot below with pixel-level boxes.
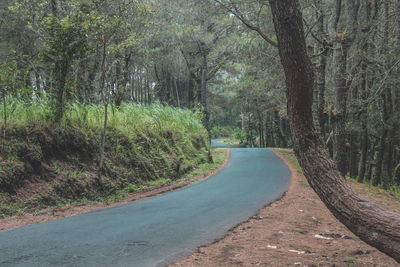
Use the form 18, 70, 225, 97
1, 0, 400, 263
2, 0, 399, 188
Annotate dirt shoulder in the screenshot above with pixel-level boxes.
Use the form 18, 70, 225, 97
0, 149, 230, 232
172, 149, 400, 267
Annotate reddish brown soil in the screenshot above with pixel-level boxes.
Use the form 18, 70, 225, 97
0, 149, 230, 232
171, 149, 400, 267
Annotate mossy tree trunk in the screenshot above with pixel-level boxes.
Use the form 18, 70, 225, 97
268, 0, 400, 262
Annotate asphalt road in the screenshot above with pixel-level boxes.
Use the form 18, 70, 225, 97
0, 141, 291, 267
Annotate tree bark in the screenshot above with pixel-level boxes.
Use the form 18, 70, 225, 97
313, 0, 328, 139
329, 0, 358, 177
357, 126, 368, 183
200, 49, 209, 131
268, 0, 400, 262
348, 131, 358, 178
115, 50, 131, 107
99, 38, 108, 173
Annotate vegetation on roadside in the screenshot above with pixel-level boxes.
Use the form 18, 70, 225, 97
0, 100, 209, 218
181, 148, 227, 180
210, 126, 239, 139
274, 148, 400, 204
272, 148, 302, 174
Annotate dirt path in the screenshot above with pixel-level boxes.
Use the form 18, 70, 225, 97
171, 149, 400, 267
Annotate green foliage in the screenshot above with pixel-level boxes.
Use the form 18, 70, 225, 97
0, 99, 209, 218
181, 148, 227, 180
40, 13, 89, 121
210, 125, 239, 138
41, 14, 88, 62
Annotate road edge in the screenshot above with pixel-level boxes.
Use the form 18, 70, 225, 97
167, 147, 295, 266
0, 149, 231, 232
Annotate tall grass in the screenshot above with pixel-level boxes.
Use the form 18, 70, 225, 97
0, 98, 207, 138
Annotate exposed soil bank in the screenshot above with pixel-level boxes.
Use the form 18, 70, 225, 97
0, 123, 208, 219
0, 148, 229, 232
172, 149, 400, 267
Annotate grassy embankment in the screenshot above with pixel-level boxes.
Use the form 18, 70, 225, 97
0, 101, 226, 218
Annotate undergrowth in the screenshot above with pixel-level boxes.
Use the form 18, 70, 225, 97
0, 99, 209, 218
274, 148, 400, 203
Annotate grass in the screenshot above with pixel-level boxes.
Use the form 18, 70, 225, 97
273, 148, 400, 206
0, 99, 206, 137
0, 99, 211, 218
272, 148, 303, 174
181, 148, 227, 181
346, 176, 400, 205
92, 148, 227, 205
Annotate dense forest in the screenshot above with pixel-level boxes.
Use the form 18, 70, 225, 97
1, 0, 400, 261
1, 0, 399, 188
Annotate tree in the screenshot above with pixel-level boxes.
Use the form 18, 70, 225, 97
42, 13, 88, 121
268, 0, 400, 262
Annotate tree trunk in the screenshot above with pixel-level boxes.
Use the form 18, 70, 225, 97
200, 50, 209, 131
274, 110, 287, 148
54, 60, 68, 122
34, 71, 42, 98
348, 131, 358, 178
357, 127, 368, 183
331, 43, 348, 176
313, 0, 328, 139
188, 78, 194, 109
366, 139, 378, 182
330, 0, 358, 177
2, 91, 7, 140
268, 0, 400, 262
99, 38, 108, 172
115, 50, 131, 107
174, 77, 180, 107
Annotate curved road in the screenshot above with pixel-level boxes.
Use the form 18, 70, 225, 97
0, 141, 291, 267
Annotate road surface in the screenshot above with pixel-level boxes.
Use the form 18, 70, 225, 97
0, 142, 291, 267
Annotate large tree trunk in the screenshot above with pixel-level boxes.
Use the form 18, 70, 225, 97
268, 0, 400, 262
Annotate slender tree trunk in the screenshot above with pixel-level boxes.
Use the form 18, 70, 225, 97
34, 71, 42, 98
147, 78, 152, 104
332, 43, 348, 176
188, 78, 194, 108
366, 139, 377, 182
115, 50, 131, 107
99, 38, 108, 172
357, 127, 368, 182
200, 51, 209, 131
274, 110, 287, 148
357, 24, 370, 183
174, 77, 180, 108
269, 117, 276, 147
54, 60, 68, 122
312, 0, 328, 138
2, 90, 6, 140
349, 132, 358, 178
379, 1, 393, 189
330, 0, 358, 177
269, 0, 400, 262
